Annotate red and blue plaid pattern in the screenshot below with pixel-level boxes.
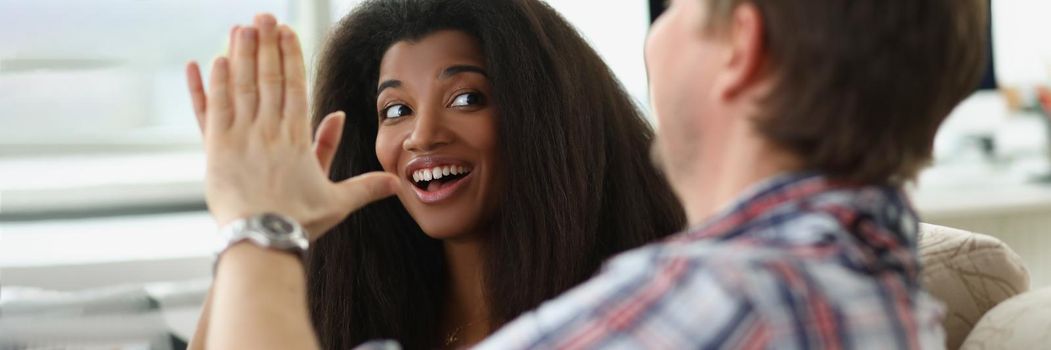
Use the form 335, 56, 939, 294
476, 173, 945, 349
360, 173, 946, 349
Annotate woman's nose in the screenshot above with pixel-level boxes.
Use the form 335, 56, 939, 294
403, 108, 453, 152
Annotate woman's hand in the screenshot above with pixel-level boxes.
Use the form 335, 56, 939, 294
184, 14, 397, 239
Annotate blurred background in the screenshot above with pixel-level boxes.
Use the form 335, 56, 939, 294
1, 0, 1049, 348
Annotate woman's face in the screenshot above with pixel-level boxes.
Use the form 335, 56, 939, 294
374, 30, 499, 240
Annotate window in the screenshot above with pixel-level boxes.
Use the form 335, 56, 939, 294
0, 0, 304, 154
0, 0, 334, 219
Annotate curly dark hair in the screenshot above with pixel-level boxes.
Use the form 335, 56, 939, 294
307, 0, 686, 348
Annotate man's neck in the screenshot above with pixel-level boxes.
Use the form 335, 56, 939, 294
680, 119, 802, 226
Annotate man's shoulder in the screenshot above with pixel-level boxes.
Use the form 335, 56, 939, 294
602, 227, 942, 342
605, 223, 910, 311
610, 224, 842, 276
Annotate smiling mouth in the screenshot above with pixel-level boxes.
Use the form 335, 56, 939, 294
410, 165, 473, 193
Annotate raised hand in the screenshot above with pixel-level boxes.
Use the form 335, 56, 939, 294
184, 14, 397, 239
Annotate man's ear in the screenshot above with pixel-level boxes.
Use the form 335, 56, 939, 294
713, 3, 766, 101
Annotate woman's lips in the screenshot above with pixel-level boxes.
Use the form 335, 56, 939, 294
403, 156, 474, 204
411, 170, 473, 204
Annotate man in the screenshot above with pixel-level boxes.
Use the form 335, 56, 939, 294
188, 0, 987, 348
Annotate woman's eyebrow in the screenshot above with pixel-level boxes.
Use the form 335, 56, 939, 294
377, 65, 485, 94
377, 80, 402, 94
439, 65, 488, 80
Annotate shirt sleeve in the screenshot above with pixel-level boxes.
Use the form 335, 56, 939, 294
472, 248, 760, 349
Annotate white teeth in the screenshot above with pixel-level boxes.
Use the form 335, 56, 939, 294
412, 165, 472, 183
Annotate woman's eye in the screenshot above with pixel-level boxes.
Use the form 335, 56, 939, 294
450, 92, 485, 107
382, 104, 412, 119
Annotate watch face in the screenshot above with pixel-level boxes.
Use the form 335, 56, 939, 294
260, 213, 295, 236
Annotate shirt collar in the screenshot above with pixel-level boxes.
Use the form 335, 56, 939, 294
678, 171, 838, 241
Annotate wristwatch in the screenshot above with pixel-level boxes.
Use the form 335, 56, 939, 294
215, 213, 310, 265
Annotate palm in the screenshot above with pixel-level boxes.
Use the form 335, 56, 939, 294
184, 15, 396, 239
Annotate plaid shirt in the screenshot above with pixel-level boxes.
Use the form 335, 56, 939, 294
363, 173, 946, 349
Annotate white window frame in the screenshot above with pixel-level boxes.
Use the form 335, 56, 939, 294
0, 0, 347, 218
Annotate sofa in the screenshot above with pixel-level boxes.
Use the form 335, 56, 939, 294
918, 223, 1050, 349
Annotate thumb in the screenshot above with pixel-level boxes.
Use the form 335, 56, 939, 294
314, 111, 346, 176
335, 172, 399, 213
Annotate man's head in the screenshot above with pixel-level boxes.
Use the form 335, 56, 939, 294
646, 0, 988, 205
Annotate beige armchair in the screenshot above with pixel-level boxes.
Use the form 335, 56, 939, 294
918, 223, 1049, 349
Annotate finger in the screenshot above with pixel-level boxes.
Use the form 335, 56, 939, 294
228, 25, 240, 56
232, 27, 259, 129
225, 25, 239, 108
279, 25, 310, 144
186, 61, 207, 134
206, 56, 233, 135
254, 14, 284, 135
336, 172, 399, 214
313, 111, 346, 176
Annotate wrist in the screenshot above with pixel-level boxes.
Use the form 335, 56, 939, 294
216, 242, 305, 277
214, 213, 310, 274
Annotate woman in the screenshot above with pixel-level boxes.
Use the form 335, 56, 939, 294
189, 0, 684, 348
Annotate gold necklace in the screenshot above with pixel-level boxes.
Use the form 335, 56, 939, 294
443, 320, 477, 348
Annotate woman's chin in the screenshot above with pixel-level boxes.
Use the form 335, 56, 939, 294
420, 228, 472, 241
416, 222, 482, 242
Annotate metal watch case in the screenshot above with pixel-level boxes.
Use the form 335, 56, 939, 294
218, 213, 309, 258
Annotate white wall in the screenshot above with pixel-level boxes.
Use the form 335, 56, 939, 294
542, 0, 653, 114
992, 0, 1051, 86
